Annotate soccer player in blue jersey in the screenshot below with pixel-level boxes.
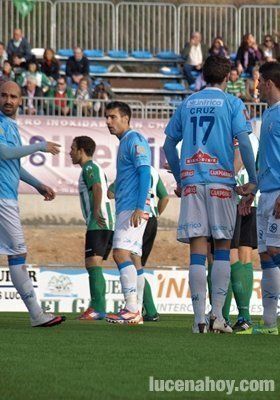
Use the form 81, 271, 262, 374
0, 81, 65, 327
239, 62, 280, 335
163, 56, 257, 333
104, 101, 151, 324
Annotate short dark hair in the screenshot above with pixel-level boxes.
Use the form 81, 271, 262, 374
73, 136, 96, 156
259, 62, 280, 90
105, 101, 132, 123
230, 66, 239, 74
202, 55, 231, 84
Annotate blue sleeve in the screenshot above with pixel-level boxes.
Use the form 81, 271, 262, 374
238, 132, 257, 184
232, 98, 251, 137
165, 103, 183, 142
129, 133, 151, 168
20, 167, 42, 189
136, 165, 151, 210
163, 136, 181, 185
0, 142, 47, 161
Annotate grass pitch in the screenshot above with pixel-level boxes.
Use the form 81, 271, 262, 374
0, 313, 279, 400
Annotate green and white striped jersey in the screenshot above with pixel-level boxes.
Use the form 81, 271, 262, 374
79, 160, 114, 231
149, 166, 168, 217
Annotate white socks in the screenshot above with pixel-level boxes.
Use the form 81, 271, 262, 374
211, 250, 231, 321
9, 259, 42, 320
118, 261, 138, 313
189, 254, 207, 325
261, 261, 280, 327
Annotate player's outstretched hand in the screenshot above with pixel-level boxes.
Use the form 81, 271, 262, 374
238, 194, 254, 216
174, 184, 182, 198
45, 142, 61, 155
107, 189, 115, 200
37, 184, 56, 201
273, 195, 280, 219
235, 182, 256, 196
130, 209, 146, 227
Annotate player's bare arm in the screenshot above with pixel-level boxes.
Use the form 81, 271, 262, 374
92, 182, 106, 228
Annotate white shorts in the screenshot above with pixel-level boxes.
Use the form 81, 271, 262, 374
257, 190, 280, 253
177, 184, 237, 243
113, 210, 148, 256
0, 199, 27, 255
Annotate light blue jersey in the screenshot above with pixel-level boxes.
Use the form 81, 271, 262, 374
165, 88, 251, 187
258, 101, 280, 193
115, 129, 151, 214
0, 112, 22, 199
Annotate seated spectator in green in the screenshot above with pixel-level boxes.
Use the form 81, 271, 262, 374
21, 76, 44, 115
47, 76, 74, 116
74, 78, 93, 116
0, 61, 15, 85
17, 61, 51, 93
226, 67, 246, 100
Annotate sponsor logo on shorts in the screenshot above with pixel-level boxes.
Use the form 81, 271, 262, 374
269, 223, 278, 234
183, 185, 197, 196
212, 225, 228, 231
186, 222, 202, 229
209, 169, 233, 178
186, 150, 218, 165
181, 169, 195, 179
210, 188, 232, 199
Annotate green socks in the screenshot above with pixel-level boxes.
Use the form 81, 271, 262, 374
222, 281, 232, 323
88, 266, 106, 313
231, 261, 251, 321
143, 278, 157, 317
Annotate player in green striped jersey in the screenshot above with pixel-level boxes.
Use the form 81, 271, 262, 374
70, 136, 114, 320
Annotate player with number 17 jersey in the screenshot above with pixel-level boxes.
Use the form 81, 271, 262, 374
165, 88, 250, 187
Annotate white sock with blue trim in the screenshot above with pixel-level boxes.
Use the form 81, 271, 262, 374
211, 250, 231, 321
189, 254, 207, 325
9, 257, 42, 320
118, 261, 138, 313
261, 258, 280, 327
137, 269, 145, 314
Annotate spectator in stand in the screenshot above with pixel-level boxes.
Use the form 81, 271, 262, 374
209, 36, 229, 58
47, 76, 73, 116
181, 32, 208, 85
0, 42, 8, 69
21, 76, 44, 115
92, 80, 115, 114
7, 28, 34, 67
236, 33, 262, 76
0, 61, 15, 85
226, 67, 246, 100
66, 47, 90, 87
259, 35, 280, 63
74, 78, 93, 116
17, 61, 51, 93
246, 67, 261, 103
40, 48, 60, 84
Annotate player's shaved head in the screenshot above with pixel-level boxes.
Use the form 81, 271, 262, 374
0, 80, 22, 118
0, 80, 22, 97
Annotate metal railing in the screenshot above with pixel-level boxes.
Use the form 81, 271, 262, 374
116, 2, 177, 53
20, 97, 268, 120
20, 97, 145, 118
1, 2, 280, 53
0, 0, 53, 49
178, 4, 238, 52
